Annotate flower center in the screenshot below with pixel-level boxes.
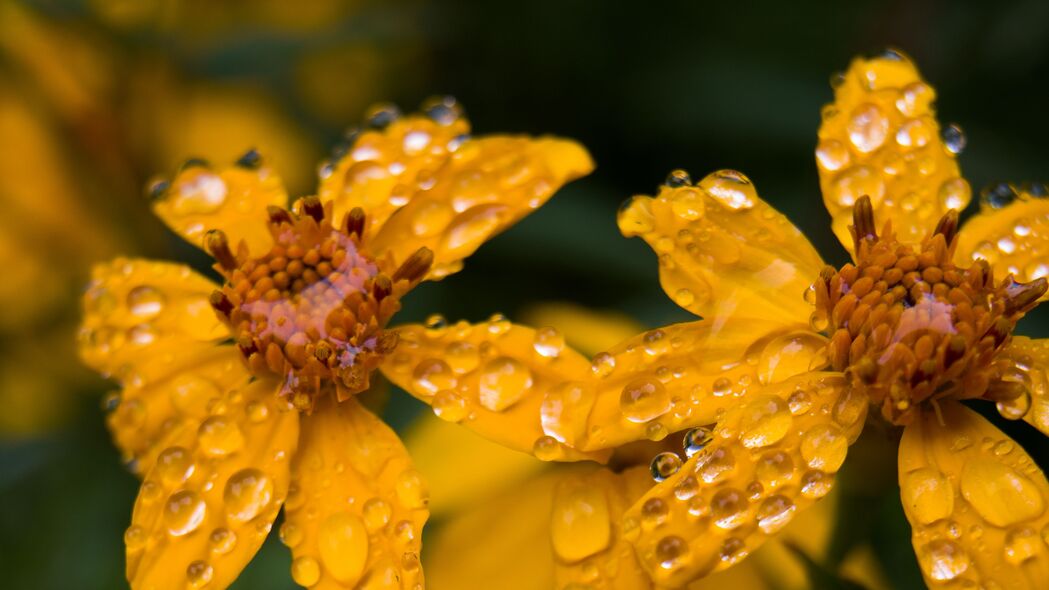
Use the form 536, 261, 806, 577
814, 196, 1046, 425
206, 197, 431, 411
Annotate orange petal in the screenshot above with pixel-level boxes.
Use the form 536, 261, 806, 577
152, 160, 288, 255
998, 336, 1049, 435
572, 318, 827, 452
283, 397, 428, 589
618, 170, 824, 324
955, 189, 1049, 291
816, 50, 970, 250
621, 372, 858, 587
898, 400, 1049, 589
381, 318, 609, 462
551, 466, 655, 589
367, 134, 593, 279
126, 378, 298, 589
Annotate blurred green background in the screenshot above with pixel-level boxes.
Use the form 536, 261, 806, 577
1, 0, 1047, 588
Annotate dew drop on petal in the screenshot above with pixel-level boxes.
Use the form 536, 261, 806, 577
682, 426, 713, 457
619, 377, 670, 423
738, 394, 792, 448
478, 357, 533, 411
224, 468, 274, 523
698, 170, 756, 211
650, 452, 682, 482
197, 416, 245, 457
918, 540, 969, 582
291, 556, 321, 587
655, 535, 690, 570
318, 512, 369, 583
164, 490, 207, 536
756, 494, 796, 533
362, 498, 392, 532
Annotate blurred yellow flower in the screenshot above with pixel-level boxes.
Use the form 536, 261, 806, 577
79, 102, 593, 588
382, 51, 1049, 588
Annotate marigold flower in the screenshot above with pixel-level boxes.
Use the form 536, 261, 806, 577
382, 51, 1049, 588
78, 101, 593, 589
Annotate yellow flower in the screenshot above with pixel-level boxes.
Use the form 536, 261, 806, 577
381, 51, 1049, 588
78, 101, 593, 589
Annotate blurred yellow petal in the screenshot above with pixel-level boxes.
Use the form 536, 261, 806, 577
552, 466, 654, 590
816, 50, 969, 250
622, 372, 858, 587
366, 130, 594, 279
381, 319, 608, 462
404, 413, 545, 518
955, 190, 1049, 291
126, 379, 298, 589
618, 170, 824, 324
998, 336, 1049, 435
426, 470, 560, 590
898, 401, 1049, 589
574, 318, 825, 452
151, 162, 289, 256
284, 397, 428, 589
520, 301, 644, 357
838, 545, 893, 590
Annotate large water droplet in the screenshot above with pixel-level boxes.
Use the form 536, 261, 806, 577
478, 357, 533, 411
318, 512, 369, 583
699, 170, 756, 211
533, 327, 565, 358
209, 528, 236, 555
197, 416, 245, 457
443, 341, 480, 373
799, 424, 848, 472
291, 556, 321, 587
959, 459, 1045, 526
395, 469, 429, 509
127, 285, 165, 318
847, 103, 889, 153
551, 482, 612, 562
655, 535, 690, 570
1003, 527, 1041, 565
815, 140, 850, 172
942, 123, 966, 154
711, 488, 749, 529
164, 490, 207, 536
363, 498, 392, 532
918, 540, 969, 582
650, 452, 683, 482
757, 495, 796, 533
738, 394, 792, 448
412, 358, 456, 396
697, 448, 736, 484
156, 446, 195, 486
172, 171, 227, 215
901, 468, 953, 525
755, 450, 794, 488
432, 390, 467, 422
186, 560, 214, 589
224, 468, 274, 522
683, 427, 713, 457
619, 377, 670, 423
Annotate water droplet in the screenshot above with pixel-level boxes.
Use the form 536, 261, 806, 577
279, 522, 303, 547
551, 482, 612, 561
981, 183, 1018, 210
901, 468, 953, 524
197, 416, 245, 457
650, 452, 683, 482
590, 352, 615, 378
432, 390, 467, 422
670, 188, 704, 221
698, 170, 756, 210
800, 424, 848, 472
478, 357, 533, 411
171, 171, 227, 215
697, 447, 736, 484
487, 313, 511, 335
540, 382, 594, 445
847, 103, 889, 153
164, 490, 207, 536
787, 389, 812, 415
533, 435, 562, 461
224, 469, 273, 522
938, 177, 971, 210
533, 327, 565, 358
711, 377, 732, 397
683, 427, 713, 457
318, 512, 369, 583
395, 469, 429, 509
757, 495, 795, 533
664, 169, 692, 187
444, 341, 480, 373
738, 394, 792, 448
673, 475, 699, 501
619, 377, 670, 423
186, 560, 213, 588
830, 165, 885, 207
997, 389, 1031, 421
646, 421, 669, 441
895, 117, 932, 148
655, 535, 690, 570
291, 556, 321, 587
720, 537, 747, 564
800, 470, 832, 498
755, 450, 794, 488
918, 540, 969, 581
942, 123, 966, 154
411, 201, 453, 237
412, 358, 456, 396
127, 285, 165, 317
156, 446, 195, 485
245, 401, 269, 423
711, 488, 749, 529
815, 140, 850, 172
124, 525, 146, 550
363, 498, 392, 532
960, 459, 1044, 526
640, 497, 668, 528
1003, 527, 1041, 565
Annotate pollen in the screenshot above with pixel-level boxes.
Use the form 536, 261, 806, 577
206, 196, 431, 410
814, 195, 1047, 425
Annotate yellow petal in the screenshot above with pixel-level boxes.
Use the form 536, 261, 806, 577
816, 50, 970, 250
898, 401, 1049, 589
575, 318, 827, 452
998, 336, 1049, 435
126, 378, 298, 589
284, 397, 428, 589
380, 318, 609, 462
520, 301, 645, 357
403, 412, 545, 518
618, 170, 824, 324
426, 470, 560, 590
152, 161, 288, 255
79, 257, 228, 378
621, 372, 858, 587
955, 190, 1049, 290
367, 133, 593, 280
552, 466, 655, 590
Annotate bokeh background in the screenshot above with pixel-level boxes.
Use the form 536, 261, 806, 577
2, 0, 1048, 588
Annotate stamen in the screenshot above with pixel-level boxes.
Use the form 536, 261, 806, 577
851, 194, 877, 250
932, 210, 959, 245
393, 247, 435, 283
209, 290, 234, 317
300, 196, 325, 223
372, 274, 393, 301
267, 206, 293, 225
204, 229, 237, 270
344, 207, 366, 240
1004, 277, 1047, 315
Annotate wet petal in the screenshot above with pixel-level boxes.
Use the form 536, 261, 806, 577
552, 466, 655, 589
520, 301, 644, 357
404, 413, 545, 518
381, 318, 609, 462
816, 51, 969, 250
126, 379, 298, 589
368, 134, 593, 280
618, 171, 824, 323
898, 401, 1049, 589
574, 318, 827, 452
79, 257, 228, 377
955, 190, 1049, 292
621, 372, 856, 587
426, 470, 560, 590
283, 397, 428, 589
152, 160, 288, 255
997, 336, 1049, 435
